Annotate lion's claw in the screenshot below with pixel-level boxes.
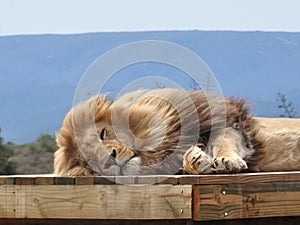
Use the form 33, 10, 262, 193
212, 156, 248, 173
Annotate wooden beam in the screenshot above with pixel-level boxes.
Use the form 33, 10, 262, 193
179, 171, 300, 185
1, 172, 300, 185
0, 219, 193, 225
1, 217, 300, 225
193, 182, 300, 221
0, 184, 192, 220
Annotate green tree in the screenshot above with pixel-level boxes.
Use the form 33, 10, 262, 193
0, 129, 17, 175
35, 133, 57, 153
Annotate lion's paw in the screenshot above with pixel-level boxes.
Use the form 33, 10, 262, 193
183, 145, 213, 174
212, 155, 248, 173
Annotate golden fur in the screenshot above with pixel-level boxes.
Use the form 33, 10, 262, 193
54, 88, 300, 176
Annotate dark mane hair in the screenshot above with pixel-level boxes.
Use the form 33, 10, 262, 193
187, 90, 265, 164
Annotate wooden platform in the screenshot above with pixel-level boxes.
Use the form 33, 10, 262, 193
0, 172, 300, 225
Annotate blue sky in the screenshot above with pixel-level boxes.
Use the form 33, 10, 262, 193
1, 0, 300, 35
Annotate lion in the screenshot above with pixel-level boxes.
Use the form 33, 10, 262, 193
54, 88, 300, 176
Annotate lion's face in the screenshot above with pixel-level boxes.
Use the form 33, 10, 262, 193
75, 118, 143, 176
94, 123, 142, 175
54, 95, 143, 176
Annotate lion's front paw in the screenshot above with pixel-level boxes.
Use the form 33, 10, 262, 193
183, 146, 213, 174
212, 155, 248, 173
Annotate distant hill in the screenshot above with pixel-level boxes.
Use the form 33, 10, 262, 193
0, 31, 300, 143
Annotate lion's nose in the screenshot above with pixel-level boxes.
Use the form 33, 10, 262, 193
111, 149, 117, 158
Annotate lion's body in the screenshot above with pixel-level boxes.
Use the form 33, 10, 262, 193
54, 89, 300, 176
249, 117, 300, 172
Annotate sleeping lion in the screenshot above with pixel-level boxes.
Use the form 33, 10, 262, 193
54, 88, 300, 176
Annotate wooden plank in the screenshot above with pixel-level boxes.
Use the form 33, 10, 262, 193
34, 177, 54, 185
0, 175, 54, 185
1, 172, 300, 185
193, 182, 300, 221
75, 177, 94, 185
15, 177, 35, 185
115, 176, 136, 184
54, 177, 75, 185
179, 171, 300, 185
94, 176, 115, 184
0, 177, 15, 185
157, 176, 179, 185
0, 185, 192, 220
179, 175, 202, 184
94, 172, 300, 185
134, 175, 179, 184
0, 219, 194, 225
1, 217, 300, 225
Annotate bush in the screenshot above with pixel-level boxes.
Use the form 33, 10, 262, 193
10, 133, 58, 174
0, 129, 17, 175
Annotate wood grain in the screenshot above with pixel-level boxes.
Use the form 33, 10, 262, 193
34, 177, 54, 185
1, 172, 300, 185
54, 177, 75, 185
0, 219, 194, 225
94, 176, 115, 184
15, 177, 34, 185
75, 177, 94, 185
1, 217, 300, 225
193, 182, 300, 221
0, 185, 192, 220
178, 171, 300, 185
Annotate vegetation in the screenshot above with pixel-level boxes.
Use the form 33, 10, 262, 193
0, 130, 57, 175
276, 92, 296, 118
0, 129, 17, 175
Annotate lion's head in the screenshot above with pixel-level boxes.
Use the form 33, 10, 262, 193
54, 95, 140, 176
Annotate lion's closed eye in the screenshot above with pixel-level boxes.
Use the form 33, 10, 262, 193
99, 128, 107, 140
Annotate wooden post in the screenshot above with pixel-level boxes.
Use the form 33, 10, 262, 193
193, 181, 300, 221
